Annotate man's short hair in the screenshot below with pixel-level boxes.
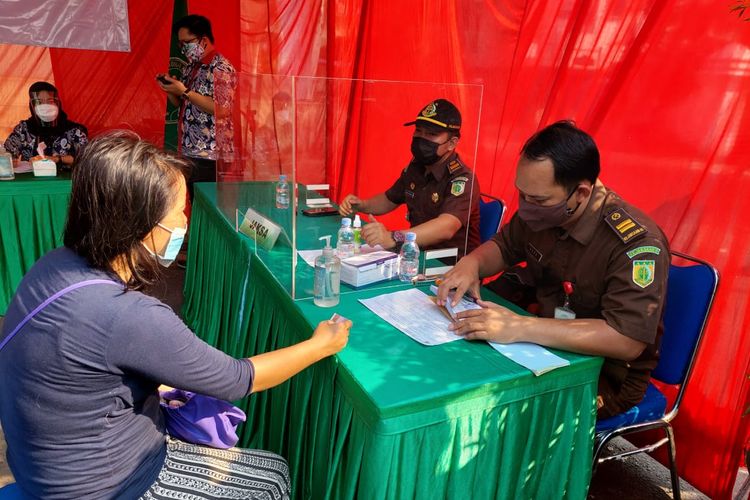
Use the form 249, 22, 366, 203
174, 14, 214, 44
521, 120, 600, 190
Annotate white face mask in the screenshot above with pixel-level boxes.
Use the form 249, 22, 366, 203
34, 104, 59, 122
143, 223, 187, 267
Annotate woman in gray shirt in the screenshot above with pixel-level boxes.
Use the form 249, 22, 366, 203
0, 132, 351, 499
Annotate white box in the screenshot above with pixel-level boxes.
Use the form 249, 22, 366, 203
340, 251, 398, 287
32, 159, 57, 177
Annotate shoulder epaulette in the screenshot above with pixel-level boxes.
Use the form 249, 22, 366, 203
604, 208, 647, 244
447, 159, 462, 174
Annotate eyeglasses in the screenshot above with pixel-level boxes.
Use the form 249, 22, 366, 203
178, 37, 199, 48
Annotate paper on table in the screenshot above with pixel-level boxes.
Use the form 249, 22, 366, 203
359, 288, 463, 346
487, 341, 570, 376
298, 244, 384, 268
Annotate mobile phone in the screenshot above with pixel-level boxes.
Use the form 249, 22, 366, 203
302, 207, 339, 217
156, 74, 171, 85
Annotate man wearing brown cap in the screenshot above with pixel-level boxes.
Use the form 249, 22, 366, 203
437, 120, 670, 419
339, 99, 481, 256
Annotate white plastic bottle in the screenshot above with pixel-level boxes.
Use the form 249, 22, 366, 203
337, 218, 355, 259
0, 145, 14, 180
314, 235, 341, 307
352, 214, 362, 253
398, 232, 420, 282
275, 174, 290, 209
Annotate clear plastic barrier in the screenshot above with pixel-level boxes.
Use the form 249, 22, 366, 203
215, 73, 482, 300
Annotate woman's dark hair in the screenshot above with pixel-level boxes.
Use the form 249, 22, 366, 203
64, 132, 190, 290
174, 14, 214, 44
521, 120, 600, 190
28, 81, 58, 97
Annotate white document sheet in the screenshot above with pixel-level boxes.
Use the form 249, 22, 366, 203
298, 244, 384, 268
487, 341, 570, 376
359, 288, 463, 346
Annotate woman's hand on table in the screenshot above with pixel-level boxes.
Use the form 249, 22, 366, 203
311, 319, 352, 357
448, 300, 528, 342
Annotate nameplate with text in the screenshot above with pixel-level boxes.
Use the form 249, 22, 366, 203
239, 208, 282, 251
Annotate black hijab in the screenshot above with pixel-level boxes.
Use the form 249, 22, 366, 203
24, 81, 85, 143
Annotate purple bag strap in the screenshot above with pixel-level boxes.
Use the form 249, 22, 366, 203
0, 279, 121, 352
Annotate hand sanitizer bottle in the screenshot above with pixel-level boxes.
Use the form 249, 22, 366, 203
0, 145, 14, 180
352, 214, 362, 253
314, 235, 341, 307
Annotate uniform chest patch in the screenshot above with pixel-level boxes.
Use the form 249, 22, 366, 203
632, 260, 655, 288
605, 208, 646, 243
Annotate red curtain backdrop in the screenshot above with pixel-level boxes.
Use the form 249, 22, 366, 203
0, 1, 748, 497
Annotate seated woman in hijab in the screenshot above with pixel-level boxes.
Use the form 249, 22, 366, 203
3, 81, 88, 169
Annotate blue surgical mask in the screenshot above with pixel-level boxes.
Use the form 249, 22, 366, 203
143, 223, 187, 267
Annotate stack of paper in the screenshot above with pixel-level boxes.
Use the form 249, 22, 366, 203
359, 288, 462, 346
487, 342, 569, 376
361, 287, 571, 376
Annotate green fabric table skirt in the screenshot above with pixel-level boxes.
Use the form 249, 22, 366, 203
0, 173, 71, 314
183, 183, 603, 499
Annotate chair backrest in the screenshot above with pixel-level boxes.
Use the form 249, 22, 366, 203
651, 252, 718, 413
479, 194, 506, 243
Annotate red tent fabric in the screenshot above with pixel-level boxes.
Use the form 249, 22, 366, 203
1, 1, 748, 497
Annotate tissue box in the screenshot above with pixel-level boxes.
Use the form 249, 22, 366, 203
32, 159, 57, 177
340, 251, 398, 287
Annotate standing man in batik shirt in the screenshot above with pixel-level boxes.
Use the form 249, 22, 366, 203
157, 14, 236, 201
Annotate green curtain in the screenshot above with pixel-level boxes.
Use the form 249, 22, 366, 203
0, 175, 71, 314
163, 0, 188, 151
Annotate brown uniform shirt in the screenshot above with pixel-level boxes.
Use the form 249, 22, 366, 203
385, 153, 481, 256
490, 180, 670, 417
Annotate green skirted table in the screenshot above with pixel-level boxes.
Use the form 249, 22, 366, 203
183, 182, 603, 499
0, 173, 71, 314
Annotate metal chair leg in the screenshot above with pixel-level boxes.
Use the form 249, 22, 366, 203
665, 425, 681, 500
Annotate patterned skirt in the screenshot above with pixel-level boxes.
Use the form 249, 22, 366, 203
139, 438, 291, 499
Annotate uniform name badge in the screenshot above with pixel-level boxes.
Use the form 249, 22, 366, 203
554, 280, 576, 320
554, 306, 576, 320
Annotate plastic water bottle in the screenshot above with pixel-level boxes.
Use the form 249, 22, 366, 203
314, 236, 341, 307
398, 232, 420, 282
337, 218, 355, 259
0, 145, 13, 180
352, 214, 362, 253
275, 174, 290, 209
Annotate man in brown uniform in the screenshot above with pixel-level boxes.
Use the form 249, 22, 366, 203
339, 99, 481, 256
437, 121, 669, 418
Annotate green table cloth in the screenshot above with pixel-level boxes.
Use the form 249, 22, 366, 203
183, 182, 603, 499
0, 173, 71, 314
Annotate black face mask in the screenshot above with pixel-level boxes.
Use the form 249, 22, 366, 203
411, 136, 448, 165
